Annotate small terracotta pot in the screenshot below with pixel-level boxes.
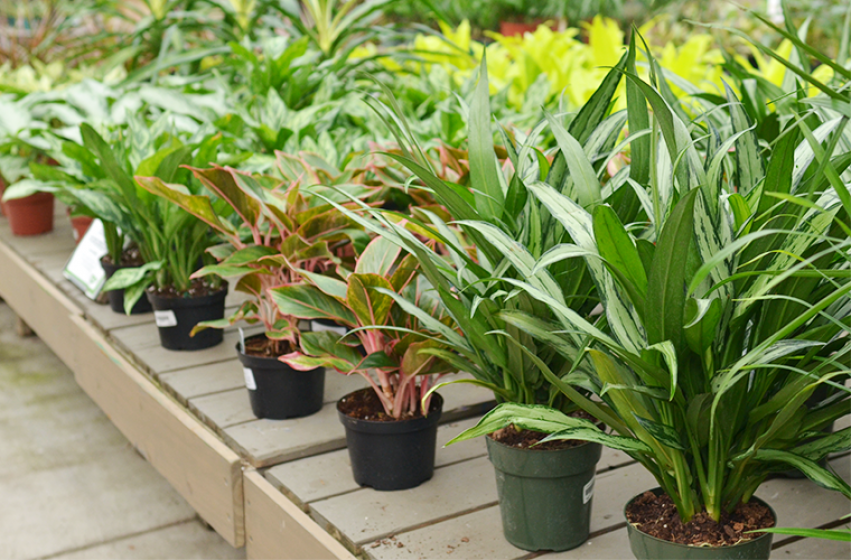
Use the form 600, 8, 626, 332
5, 192, 55, 236
0, 177, 7, 216
67, 209, 94, 244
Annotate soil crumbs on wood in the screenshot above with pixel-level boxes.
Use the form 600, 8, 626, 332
244, 335, 293, 358
148, 278, 222, 299
626, 491, 774, 547
490, 411, 596, 451
339, 388, 438, 422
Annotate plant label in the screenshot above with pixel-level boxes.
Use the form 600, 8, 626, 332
311, 320, 347, 336
243, 368, 257, 390
583, 476, 595, 504
154, 310, 178, 327
64, 219, 108, 299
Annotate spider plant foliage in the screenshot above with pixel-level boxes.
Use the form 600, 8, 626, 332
450, 36, 851, 525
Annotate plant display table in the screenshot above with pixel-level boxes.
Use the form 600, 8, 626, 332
1, 210, 848, 560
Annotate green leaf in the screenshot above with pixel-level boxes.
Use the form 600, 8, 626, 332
633, 414, 686, 450
541, 427, 652, 454
445, 402, 596, 445
545, 111, 601, 208
753, 449, 851, 499
645, 189, 699, 353
102, 261, 163, 292
271, 284, 358, 326
347, 273, 394, 327
135, 176, 230, 235
593, 204, 647, 297
468, 57, 504, 221
355, 236, 401, 276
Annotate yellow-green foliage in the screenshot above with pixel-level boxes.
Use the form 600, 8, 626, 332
353, 16, 832, 113
0, 60, 127, 94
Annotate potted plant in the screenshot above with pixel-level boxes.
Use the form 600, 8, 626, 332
319, 55, 638, 547
136, 155, 374, 416
272, 236, 453, 490
449, 39, 851, 557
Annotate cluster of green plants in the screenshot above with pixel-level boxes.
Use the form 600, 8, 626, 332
1, 0, 849, 547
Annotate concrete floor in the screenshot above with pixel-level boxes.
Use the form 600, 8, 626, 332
0, 302, 245, 560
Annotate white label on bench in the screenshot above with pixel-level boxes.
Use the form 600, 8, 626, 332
583, 476, 595, 504
243, 368, 257, 390
154, 310, 177, 327
310, 320, 347, 336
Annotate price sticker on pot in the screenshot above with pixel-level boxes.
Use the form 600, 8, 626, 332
154, 310, 178, 327
310, 320, 347, 336
583, 476, 595, 504
64, 219, 108, 299
243, 367, 257, 390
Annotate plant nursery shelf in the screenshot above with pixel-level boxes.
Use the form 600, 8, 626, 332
1, 210, 849, 560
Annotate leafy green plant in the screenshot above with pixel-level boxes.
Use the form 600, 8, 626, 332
135, 155, 373, 355
272, 236, 452, 419
447, 31, 851, 527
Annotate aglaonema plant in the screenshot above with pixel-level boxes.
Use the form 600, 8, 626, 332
135, 152, 375, 355
447, 34, 851, 525
271, 236, 453, 419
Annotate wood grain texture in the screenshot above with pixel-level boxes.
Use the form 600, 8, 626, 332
244, 470, 356, 560
69, 314, 245, 547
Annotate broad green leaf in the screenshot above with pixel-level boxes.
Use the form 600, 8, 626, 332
468, 57, 504, 221
445, 402, 597, 445
102, 261, 163, 291
545, 111, 601, 208
645, 189, 699, 353
271, 284, 357, 326
347, 273, 394, 327
541, 427, 652, 454
753, 449, 851, 499
633, 414, 686, 450
355, 235, 401, 276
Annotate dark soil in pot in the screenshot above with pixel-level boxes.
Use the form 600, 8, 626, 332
487, 426, 602, 552
625, 488, 775, 560
338, 388, 442, 491
5, 192, 54, 236
101, 250, 152, 315
146, 279, 226, 351
238, 334, 325, 420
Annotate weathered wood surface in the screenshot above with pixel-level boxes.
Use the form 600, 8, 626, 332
4, 217, 850, 560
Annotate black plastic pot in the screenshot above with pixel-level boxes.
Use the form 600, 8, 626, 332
146, 286, 226, 351
625, 488, 775, 560
237, 335, 325, 420
101, 258, 153, 315
486, 436, 602, 552
338, 389, 442, 491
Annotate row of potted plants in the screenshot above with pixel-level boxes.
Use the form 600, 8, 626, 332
1, 3, 848, 558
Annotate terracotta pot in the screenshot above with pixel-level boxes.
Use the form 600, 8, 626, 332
67, 209, 94, 244
5, 192, 55, 236
499, 21, 541, 37
0, 177, 7, 216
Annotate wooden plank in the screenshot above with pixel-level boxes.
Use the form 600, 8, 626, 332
759, 454, 850, 534
772, 534, 851, 559
338, 459, 655, 555
225, 378, 494, 469
68, 314, 245, 547
190, 375, 370, 431
265, 417, 490, 506
0, 220, 76, 257
108, 322, 264, 377
0, 239, 83, 369
159, 360, 245, 404
244, 469, 356, 560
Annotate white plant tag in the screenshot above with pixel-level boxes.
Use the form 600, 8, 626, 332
63, 219, 108, 299
154, 310, 178, 327
310, 320, 347, 336
243, 367, 257, 390
583, 476, 595, 504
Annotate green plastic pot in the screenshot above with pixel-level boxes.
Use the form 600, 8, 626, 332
486, 436, 602, 552
625, 488, 775, 560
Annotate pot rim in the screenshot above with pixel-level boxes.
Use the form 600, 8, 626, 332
337, 387, 443, 429
236, 333, 323, 372
485, 431, 600, 454
146, 282, 228, 308
624, 487, 776, 550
